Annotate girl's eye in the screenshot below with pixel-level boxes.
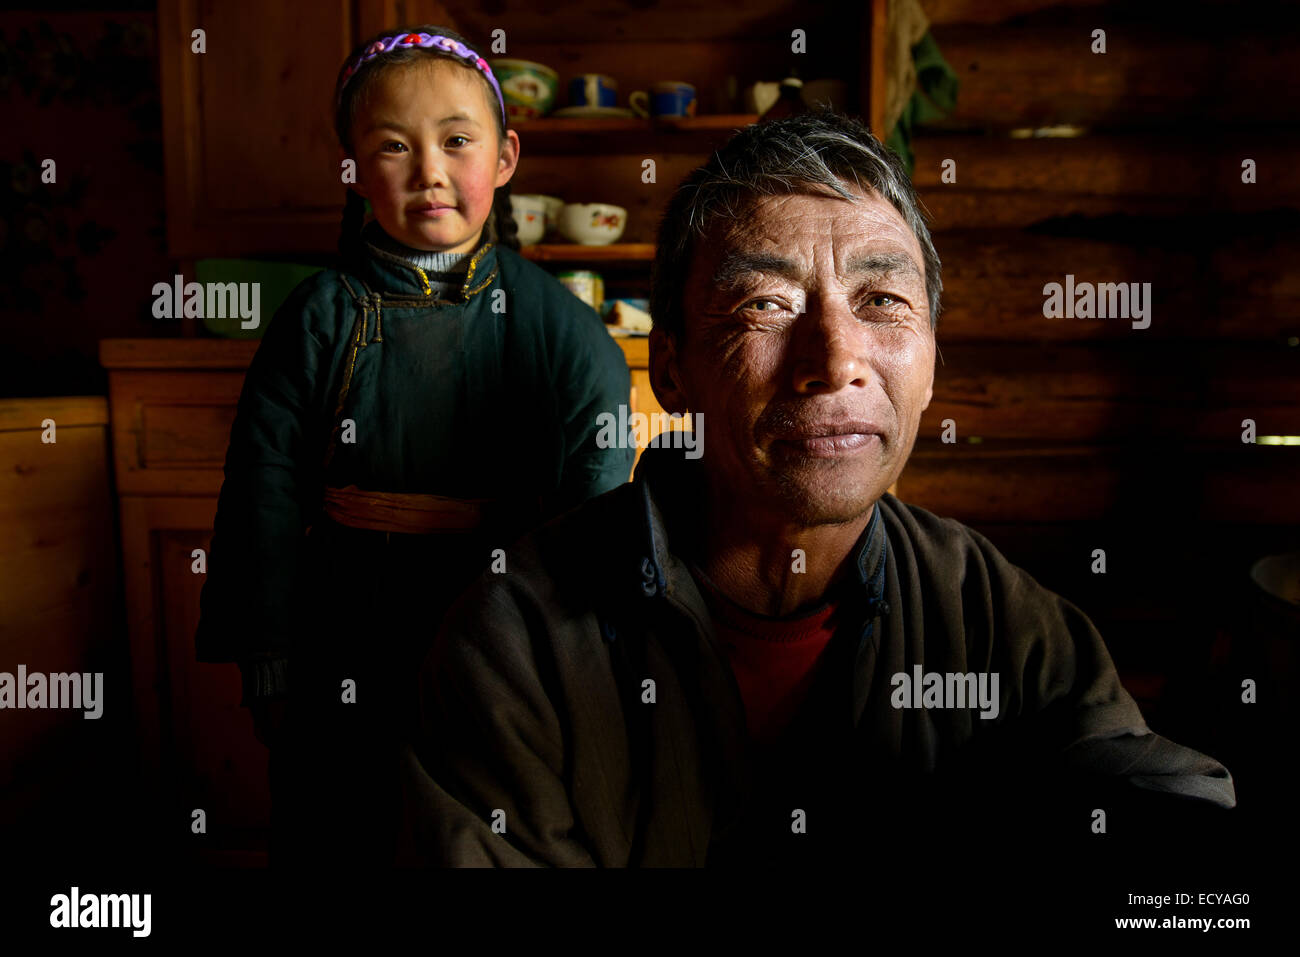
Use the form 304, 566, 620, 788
382, 141, 407, 153
446, 135, 469, 148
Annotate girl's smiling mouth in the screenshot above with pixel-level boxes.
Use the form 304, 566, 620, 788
410, 201, 456, 217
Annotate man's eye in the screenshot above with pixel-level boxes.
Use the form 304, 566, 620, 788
865, 293, 899, 308
742, 298, 784, 313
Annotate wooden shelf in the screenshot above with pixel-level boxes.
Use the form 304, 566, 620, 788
521, 244, 655, 263
512, 114, 759, 153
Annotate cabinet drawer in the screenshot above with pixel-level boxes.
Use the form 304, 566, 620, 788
108, 371, 243, 496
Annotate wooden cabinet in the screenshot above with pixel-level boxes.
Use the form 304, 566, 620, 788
158, 0, 885, 258
100, 335, 661, 859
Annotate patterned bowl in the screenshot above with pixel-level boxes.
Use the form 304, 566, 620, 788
558, 203, 627, 245
491, 59, 558, 120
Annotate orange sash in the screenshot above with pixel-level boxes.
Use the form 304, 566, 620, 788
320, 485, 489, 535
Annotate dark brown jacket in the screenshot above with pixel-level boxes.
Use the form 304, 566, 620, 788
396, 446, 1235, 867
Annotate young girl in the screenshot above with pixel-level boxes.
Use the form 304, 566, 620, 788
195, 26, 634, 867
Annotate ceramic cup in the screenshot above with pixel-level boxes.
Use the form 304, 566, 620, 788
516, 193, 564, 237
568, 74, 617, 108
491, 59, 558, 120
508, 194, 547, 245
558, 203, 627, 245
743, 81, 781, 115
629, 81, 696, 118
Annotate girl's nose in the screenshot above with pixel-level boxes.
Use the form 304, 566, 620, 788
415, 151, 449, 190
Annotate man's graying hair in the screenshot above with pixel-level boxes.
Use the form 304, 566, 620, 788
650, 112, 941, 339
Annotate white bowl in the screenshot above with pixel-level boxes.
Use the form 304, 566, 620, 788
558, 203, 627, 245
509, 194, 547, 245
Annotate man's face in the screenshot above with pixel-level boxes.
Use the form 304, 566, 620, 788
657, 187, 935, 526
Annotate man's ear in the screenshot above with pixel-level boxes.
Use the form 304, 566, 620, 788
649, 327, 690, 415
922, 332, 936, 411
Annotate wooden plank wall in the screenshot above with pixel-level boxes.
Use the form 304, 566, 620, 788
0, 398, 125, 823
897, 0, 1300, 721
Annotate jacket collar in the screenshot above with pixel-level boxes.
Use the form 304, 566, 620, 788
354, 220, 499, 301
629, 444, 890, 621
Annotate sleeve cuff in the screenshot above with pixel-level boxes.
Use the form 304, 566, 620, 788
239, 655, 289, 705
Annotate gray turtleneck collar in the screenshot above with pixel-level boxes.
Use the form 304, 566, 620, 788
369, 226, 479, 289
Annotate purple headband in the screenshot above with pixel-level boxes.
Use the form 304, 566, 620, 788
339, 31, 506, 126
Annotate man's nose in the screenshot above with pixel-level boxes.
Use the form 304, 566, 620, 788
791, 296, 868, 394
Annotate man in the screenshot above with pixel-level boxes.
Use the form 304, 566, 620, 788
396, 112, 1234, 868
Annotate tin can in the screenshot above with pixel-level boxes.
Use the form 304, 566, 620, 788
556, 270, 604, 311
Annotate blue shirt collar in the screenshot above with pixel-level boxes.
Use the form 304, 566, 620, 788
632, 444, 889, 620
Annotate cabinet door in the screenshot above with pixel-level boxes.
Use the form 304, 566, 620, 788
158, 0, 358, 257
119, 496, 269, 863
158, 0, 463, 258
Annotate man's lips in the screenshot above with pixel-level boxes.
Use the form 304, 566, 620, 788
771, 422, 884, 457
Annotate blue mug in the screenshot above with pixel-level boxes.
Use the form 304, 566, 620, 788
569, 74, 617, 108
630, 81, 696, 118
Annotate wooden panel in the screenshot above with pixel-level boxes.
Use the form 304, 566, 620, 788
0, 396, 107, 432
923, 343, 1300, 441
141, 403, 239, 469
446, 0, 850, 43
158, 524, 271, 840
924, 0, 1111, 24
522, 243, 656, 262
512, 116, 759, 155
0, 409, 119, 780
116, 494, 269, 854
930, 230, 1300, 343
108, 371, 245, 496
867, 0, 888, 136
958, 520, 1300, 622
101, 338, 258, 371
159, 0, 355, 257
928, 24, 1300, 131
898, 441, 1300, 523
912, 135, 1300, 230
117, 497, 213, 774
616, 335, 649, 366
359, 0, 457, 38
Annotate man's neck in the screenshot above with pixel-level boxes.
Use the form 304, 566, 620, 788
695, 487, 873, 618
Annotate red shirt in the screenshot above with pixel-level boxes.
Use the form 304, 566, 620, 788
690, 567, 842, 748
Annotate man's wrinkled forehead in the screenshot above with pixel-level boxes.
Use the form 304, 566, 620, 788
694, 189, 924, 283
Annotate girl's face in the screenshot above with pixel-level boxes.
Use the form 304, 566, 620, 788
350, 58, 519, 254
